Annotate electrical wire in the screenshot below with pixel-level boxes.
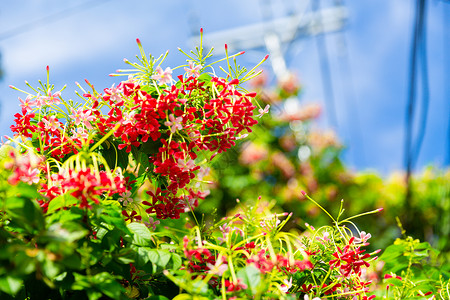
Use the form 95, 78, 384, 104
444, 2, 450, 167
404, 0, 427, 175
411, 0, 429, 170
404, 0, 428, 204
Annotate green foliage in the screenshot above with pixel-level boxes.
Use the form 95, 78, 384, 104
379, 234, 450, 299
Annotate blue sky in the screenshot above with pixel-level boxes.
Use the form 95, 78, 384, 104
0, 0, 448, 175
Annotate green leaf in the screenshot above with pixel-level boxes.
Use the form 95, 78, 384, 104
144, 296, 170, 300
42, 258, 60, 279
127, 222, 153, 246
5, 194, 45, 233
170, 253, 182, 270
46, 194, 78, 214
197, 73, 211, 84
237, 264, 261, 295
0, 276, 22, 295
116, 248, 135, 264
145, 250, 173, 270
156, 250, 171, 268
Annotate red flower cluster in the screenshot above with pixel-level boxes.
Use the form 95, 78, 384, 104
329, 237, 372, 277
10, 67, 259, 220
98, 75, 257, 219
39, 168, 127, 211
3, 149, 42, 185
246, 249, 312, 274
182, 236, 216, 273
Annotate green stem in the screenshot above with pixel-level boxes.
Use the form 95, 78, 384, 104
90, 123, 121, 152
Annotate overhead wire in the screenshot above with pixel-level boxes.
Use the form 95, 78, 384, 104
404, 0, 428, 203
411, 0, 429, 170
444, 1, 450, 167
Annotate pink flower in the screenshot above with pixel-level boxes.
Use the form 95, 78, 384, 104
144, 217, 160, 231
41, 89, 62, 105
177, 158, 196, 171
19, 95, 35, 113
70, 108, 95, 129
165, 114, 183, 133
354, 231, 372, 244
71, 127, 89, 140
105, 83, 123, 103
121, 111, 135, 125
20, 168, 40, 184
118, 191, 133, 206
206, 260, 228, 276
42, 115, 60, 131
6, 150, 43, 185
280, 277, 293, 293
256, 104, 270, 118
152, 66, 173, 85
184, 61, 201, 78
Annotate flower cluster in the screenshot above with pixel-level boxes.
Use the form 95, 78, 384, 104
7, 36, 265, 221
165, 196, 379, 299
2, 147, 43, 185
39, 168, 127, 211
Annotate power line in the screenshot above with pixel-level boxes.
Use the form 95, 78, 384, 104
444, 2, 450, 167
0, 0, 111, 41
411, 0, 429, 169
404, 0, 428, 203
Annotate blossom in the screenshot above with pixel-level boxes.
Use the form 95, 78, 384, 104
71, 127, 89, 140
165, 114, 183, 133
38, 89, 62, 106
184, 61, 201, 78
70, 108, 95, 129
5, 150, 43, 185
104, 83, 123, 104
152, 66, 173, 85
224, 278, 248, 292
144, 217, 160, 231
280, 277, 293, 293
121, 111, 135, 125
206, 260, 228, 276
19, 95, 35, 113
354, 231, 372, 244
42, 115, 60, 131
177, 158, 196, 171
118, 191, 133, 206
256, 104, 270, 118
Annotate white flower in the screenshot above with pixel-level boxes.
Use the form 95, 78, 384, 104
280, 277, 293, 293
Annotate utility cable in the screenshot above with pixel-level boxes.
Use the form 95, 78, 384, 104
444, 2, 450, 167
411, 0, 429, 170
404, 0, 427, 205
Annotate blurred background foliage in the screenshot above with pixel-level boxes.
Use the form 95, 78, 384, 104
198, 73, 450, 257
